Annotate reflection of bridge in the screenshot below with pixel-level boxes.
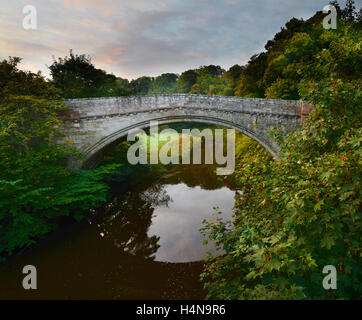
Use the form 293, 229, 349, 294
58, 94, 313, 168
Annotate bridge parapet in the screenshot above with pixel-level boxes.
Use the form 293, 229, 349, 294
59, 94, 310, 121
58, 94, 313, 168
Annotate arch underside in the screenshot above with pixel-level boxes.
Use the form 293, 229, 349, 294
79, 114, 279, 169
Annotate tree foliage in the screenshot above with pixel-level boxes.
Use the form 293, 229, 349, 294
0, 58, 119, 259
49, 50, 131, 98
234, 1, 361, 101
130, 76, 153, 95
149, 73, 178, 94
201, 16, 361, 299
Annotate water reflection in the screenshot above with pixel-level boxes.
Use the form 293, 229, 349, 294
0, 162, 236, 299
97, 183, 172, 260
95, 163, 235, 263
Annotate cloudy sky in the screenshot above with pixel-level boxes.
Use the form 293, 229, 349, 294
0, 0, 358, 79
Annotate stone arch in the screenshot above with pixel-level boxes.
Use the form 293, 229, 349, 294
59, 95, 309, 169
79, 114, 278, 169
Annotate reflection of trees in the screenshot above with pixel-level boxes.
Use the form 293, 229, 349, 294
94, 132, 236, 261
165, 163, 236, 191
96, 182, 171, 260
160, 132, 237, 191
140, 183, 172, 207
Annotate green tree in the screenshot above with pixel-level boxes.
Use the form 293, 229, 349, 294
130, 76, 153, 95
196, 65, 224, 78
341, 0, 356, 21
149, 73, 178, 94
49, 50, 131, 98
201, 21, 361, 300
235, 53, 268, 98
0, 57, 119, 258
222, 64, 244, 95
177, 69, 197, 93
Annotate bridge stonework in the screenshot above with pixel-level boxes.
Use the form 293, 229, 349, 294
58, 94, 312, 168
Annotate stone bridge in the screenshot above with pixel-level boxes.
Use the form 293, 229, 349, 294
58, 94, 313, 168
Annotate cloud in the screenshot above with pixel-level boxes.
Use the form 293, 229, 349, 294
1, 0, 357, 79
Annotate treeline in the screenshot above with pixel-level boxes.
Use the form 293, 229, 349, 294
48, 51, 243, 98
47, 0, 361, 100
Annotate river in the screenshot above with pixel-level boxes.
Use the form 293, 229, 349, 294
0, 153, 237, 299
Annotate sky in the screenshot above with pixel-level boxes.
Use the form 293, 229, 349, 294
0, 0, 360, 80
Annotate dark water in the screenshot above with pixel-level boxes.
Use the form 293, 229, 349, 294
0, 163, 236, 299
